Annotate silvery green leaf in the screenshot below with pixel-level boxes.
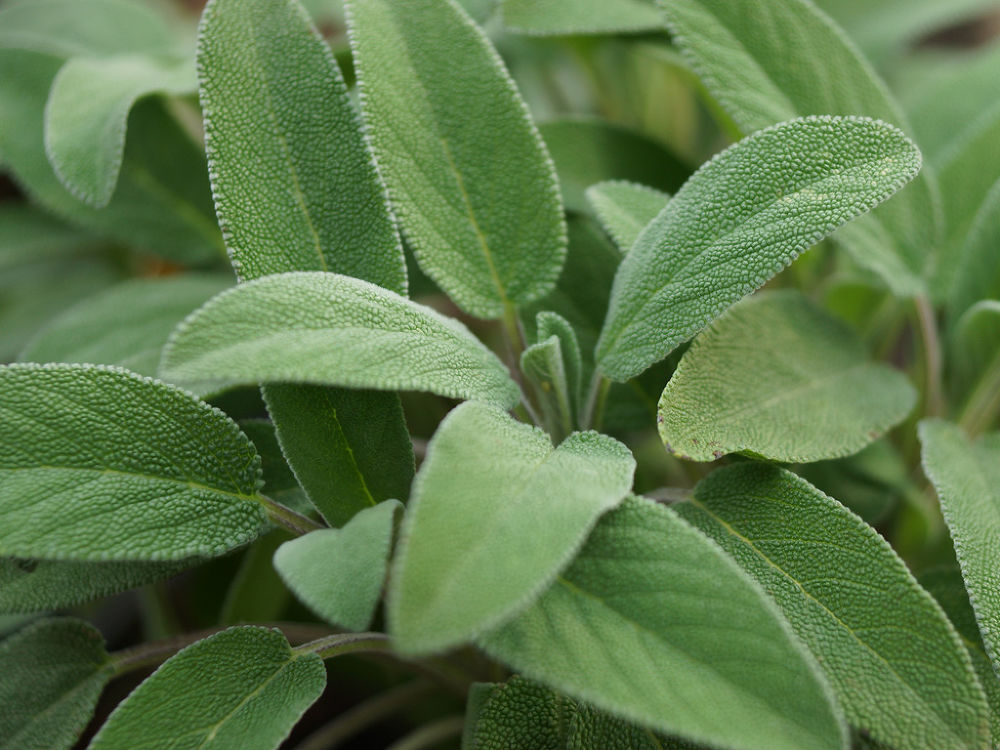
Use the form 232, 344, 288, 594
585, 180, 670, 253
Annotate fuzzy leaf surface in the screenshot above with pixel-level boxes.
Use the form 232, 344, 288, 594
20, 275, 231, 377
920, 420, 1000, 676
658, 291, 916, 462
479, 495, 847, 750
585, 180, 669, 253
45, 55, 196, 207
346, 0, 565, 317
161, 272, 520, 408
0, 618, 113, 750
197, 0, 405, 292
500, 0, 662, 35
661, 0, 939, 296
389, 402, 635, 654
88, 627, 325, 750
275, 500, 401, 631
596, 115, 921, 381
677, 464, 990, 750
0, 364, 266, 561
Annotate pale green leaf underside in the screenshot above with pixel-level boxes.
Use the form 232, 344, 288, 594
521, 334, 574, 438
501, 0, 661, 36
658, 291, 916, 463
198, 0, 405, 293
661, 0, 940, 297
0, 364, 266, 562
389, 402, 635, 655
920, 420, 1000, 676
346, 0, 566, 318
585, 180, 670, 253
160, 272, 520, 408
20, 275, 232, 378
88, 627, 326, 750
679, 464, 990, 750
275, 499, 400, 631
0, 618, 112, 750
596, 115, 921, 381
480, 495, 847, 750
45, 54, 196, 207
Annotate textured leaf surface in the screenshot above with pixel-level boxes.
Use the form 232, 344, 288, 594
920, 420, 1000, 675
585, 180, 669, 252
658, 292, 916, 462
500, 0, 661, 35
0, 618, 112, 750
198, 0, 405, 292
539, 118, 686, 213
0, 364, 266, 561
468, 676, 661, 750
346, 0, 565, 317
389, 402, 635, 654
45, 55, 196, 206
661, 0, 939, 296
20, 275, 231, 377
89, 627, 326, 750
596, 116, 921, 381
479, 495, 847, 750
677, 464, 990, 750
521, 330, 574, 438
275, 500, 400, 631
161, 272, 520, 408
238, 421, 309, 514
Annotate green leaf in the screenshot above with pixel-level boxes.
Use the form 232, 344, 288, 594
521, 311, 583, 436
261, 385, 414, 528
539, 118, 687, 214
585, 180, 670, 252
88, 627, 326, 750
920, 566, 1000, 748
346, 0, 566, 318
20, 275, 232, 378
596, 116, 921, 381
197, 0, 405, 293
0, 363, 266, 561
536, 311, 582, 418
45, 55, 196, 207
160, 272, 520, 409
948, 178, 1000, 321
468, 676, 662, 750
677, 463, 990, 750
0, 203, 103, 273
949, 301, 1000, 406
500, 0, 662, 36
479, 495, 847, 750
920, 420, 1000, 676
0, 618, 113, 750
389, 402, 635, 654
0, 51, 222, 264
219, 531, 293, 626
275, 500, 401, 631
657, 291, 916, 463
238, 420, 310, 515
0, 558, 190, 614
661, 0, 940, 296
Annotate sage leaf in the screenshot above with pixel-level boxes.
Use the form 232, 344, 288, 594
677, 463, 990, 750
539, 118, 686, 213
949, 179, 1000, 322
219, 532, 293, 627
0, 618, 113, 750
238, 420, 310, 515
661, 0, 940, 296
0, 203, 103, 273
160, 272, 520, 409
585, 180, 670, 253
657, 291, 916, 463
596, 116, 921, 381
479, 495, 847, 750
950, 301, 1000, 409
20, 275, 232, 378
0, 364, 266, 561
275, 500, 401, 631
346, 0, 566, 318
920, 420, 1000, 676
88, 627, 326, 750
388, 401, 635, 655
501, 0, 662, 36
521, 311, 583, 435
197, 0, 405, 293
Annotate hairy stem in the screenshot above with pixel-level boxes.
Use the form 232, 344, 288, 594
581, 371, 611, 431
293, 632, 391, 659
257, 493, 324, 535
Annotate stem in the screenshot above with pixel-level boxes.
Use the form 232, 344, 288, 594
581, 372, 611, 431
386, 716, 465, 750
646, 486, 694, 504
257, 493, 324, 536
915, 295, 944, 417
295, 681, 434, 750
293, 632, 391, 660
501, 301, 527, 361
958, 351, 1000, 437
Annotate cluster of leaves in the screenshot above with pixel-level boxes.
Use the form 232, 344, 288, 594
1, 0, 1000, 748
